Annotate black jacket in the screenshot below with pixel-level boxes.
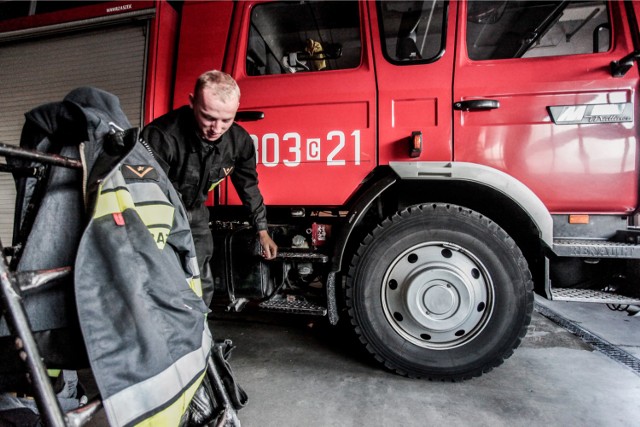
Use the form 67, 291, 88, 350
141, 106, 268, 231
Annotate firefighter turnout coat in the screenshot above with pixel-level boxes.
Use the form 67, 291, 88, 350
22, 87, 211, 426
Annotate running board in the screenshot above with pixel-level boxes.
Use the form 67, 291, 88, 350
276, 250, 329, 263
551, 287, 640, 305
259, 295, 327, 316
553, 239, 640, 259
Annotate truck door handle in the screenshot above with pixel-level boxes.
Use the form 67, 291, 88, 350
453, 100, 500, 111
235, 111, 265, 122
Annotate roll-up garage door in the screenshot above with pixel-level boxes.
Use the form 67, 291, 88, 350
0, 23, 147, 246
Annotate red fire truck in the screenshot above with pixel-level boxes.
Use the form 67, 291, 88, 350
1, 0, 640, 381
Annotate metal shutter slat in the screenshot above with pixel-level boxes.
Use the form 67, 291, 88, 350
0, 23, 147, 245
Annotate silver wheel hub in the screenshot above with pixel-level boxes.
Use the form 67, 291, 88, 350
382, 242, 494, 349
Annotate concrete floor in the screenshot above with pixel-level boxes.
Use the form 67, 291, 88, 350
76, 296, 640, 426
211, 298, 640, 427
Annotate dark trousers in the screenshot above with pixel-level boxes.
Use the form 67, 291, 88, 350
188, 204, 214, 307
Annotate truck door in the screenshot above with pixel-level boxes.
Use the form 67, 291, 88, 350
223, 0, 376, 206
454, 0, 639, 213
369, 1, 455, 164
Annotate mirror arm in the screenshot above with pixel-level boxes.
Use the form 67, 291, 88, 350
610, 50, 640, 77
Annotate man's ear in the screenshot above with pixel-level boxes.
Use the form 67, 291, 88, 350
188, 93, 195, 108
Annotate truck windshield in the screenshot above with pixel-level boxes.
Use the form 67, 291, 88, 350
466, 0, 610, 60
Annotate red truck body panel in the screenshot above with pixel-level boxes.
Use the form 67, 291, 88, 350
173, 1, 234, 111
2, 0, 637, 215
144, 0, 178, 124
224, 1, 377, 206
453, 1, 639, 213
369, 2, 455, 165
190, 0, 639, 213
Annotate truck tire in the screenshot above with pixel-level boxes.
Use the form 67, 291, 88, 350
346, 203, 533, 380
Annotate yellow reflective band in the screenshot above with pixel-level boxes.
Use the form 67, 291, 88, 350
208, 177, 225, 192
135, 204, 174, 229
47, 369, 61, 377
188, 276, 203, 297
134, 371, 206, 427
94, 184, 176, 250
136, 203, 175, 250
187, 257, 200, 278
148, 226, 172, 250
103, 327, 212, 426
94, 187, 135, 219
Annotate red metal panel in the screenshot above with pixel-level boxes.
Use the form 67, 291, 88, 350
222, 1, 377, 207
369, 2, 455, 165
172, 1, 234, 110
633, 2, 640, 33
144, 1, 178, 123
453, 1, 639, 213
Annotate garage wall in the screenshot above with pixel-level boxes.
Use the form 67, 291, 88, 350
0, 23, 147, 247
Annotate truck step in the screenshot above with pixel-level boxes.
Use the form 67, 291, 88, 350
276, 250, 329, 263
259, 295, 327, 316
552, 238, 640, 259
551, 287, 640, 305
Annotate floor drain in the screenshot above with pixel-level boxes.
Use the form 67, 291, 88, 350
535, 301, 640, 377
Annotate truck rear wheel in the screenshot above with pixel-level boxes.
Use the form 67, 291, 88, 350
346, 203, 533, 380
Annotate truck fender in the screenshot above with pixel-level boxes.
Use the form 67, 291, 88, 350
331, 169, 397, 272
388, 161, 553, 248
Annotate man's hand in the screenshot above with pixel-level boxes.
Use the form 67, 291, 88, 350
258, 230, 278, 260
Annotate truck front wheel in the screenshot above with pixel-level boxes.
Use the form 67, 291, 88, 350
346, 203, 533, 380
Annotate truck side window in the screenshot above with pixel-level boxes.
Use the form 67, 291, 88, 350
246, 1, 361, 76
377, 1, 447, 64
466, 1, 610, 60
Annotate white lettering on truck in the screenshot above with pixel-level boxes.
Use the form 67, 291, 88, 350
250, 130, 362, 168
106, 4, 132, 13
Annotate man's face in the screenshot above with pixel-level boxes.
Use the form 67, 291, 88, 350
189, 86, 239, 142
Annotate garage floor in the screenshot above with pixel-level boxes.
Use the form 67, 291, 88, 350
212, 298, 640, 427
80, 296, 639, 426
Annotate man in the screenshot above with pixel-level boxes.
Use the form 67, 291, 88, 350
142, 70, 277, 306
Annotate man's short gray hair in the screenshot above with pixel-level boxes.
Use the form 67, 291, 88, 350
194, 70, 241, 103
